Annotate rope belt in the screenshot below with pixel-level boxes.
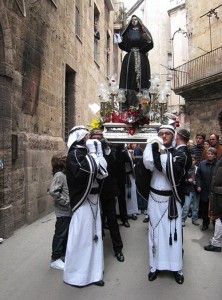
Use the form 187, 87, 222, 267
131, 48, 141, 89
150, 186, 172, 196
150, 187, 178, 248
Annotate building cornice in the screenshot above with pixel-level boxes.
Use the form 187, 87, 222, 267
168, 3, 185, 16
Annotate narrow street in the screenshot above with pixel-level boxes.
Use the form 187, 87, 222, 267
0, 212, 221, 300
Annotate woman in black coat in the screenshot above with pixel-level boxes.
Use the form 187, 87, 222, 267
196, 147, 217, 230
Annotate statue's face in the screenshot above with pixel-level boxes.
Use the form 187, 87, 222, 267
131, 17, 138, 26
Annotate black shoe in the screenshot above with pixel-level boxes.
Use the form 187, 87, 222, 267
115, 251, 125, 262
132, 214, 137, 220
148, 270, 159, 281
122, 220, 130, 228
103, 222, 109, 230
174, 272, 184, 284
204, 244, 221, 252
143, 216, 149, 223
202, 225, 208, 231
192, 220, 199, 226
93, 280, 105, 286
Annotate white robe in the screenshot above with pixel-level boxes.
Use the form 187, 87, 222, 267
125, 174, 139, 215
63, 194, 104, 286
143, 144, 183, 271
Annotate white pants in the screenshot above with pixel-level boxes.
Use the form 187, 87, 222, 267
210, 218, 222, 247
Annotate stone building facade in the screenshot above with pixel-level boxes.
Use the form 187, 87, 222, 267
135, 0, 187, 127
167, 0, 187, 126
173, 0, 222, 139
0, 0, 119, 237
144, 0, 171, 88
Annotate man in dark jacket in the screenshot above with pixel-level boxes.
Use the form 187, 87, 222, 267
204, 110, 222, 252
181, 155, 199, 226
176, 129, 192, 206
90, 130, 125, 262
176, 129, 192, 173
113, 144, 131, 227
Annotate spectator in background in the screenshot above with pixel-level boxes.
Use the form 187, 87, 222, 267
49, 154, 72, 270
189, 132, 206, 166
189, 132, 206, 218
182, 155, 199, 227
201, 133, 222, 160
196, 147, 217, 231
204, 110, 222, 252
204, 140, 210, 150
187, 139, 194, 147
131, 143, 143, 156
94, 22, 100, 40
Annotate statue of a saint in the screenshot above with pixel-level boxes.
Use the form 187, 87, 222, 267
118, 15, 154, 109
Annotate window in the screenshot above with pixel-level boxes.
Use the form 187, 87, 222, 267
75, 5, 81, 37
94, 4, 100, 63
106, 32, 111, 77
65, 66, 76, 142
167, 52, 173, 80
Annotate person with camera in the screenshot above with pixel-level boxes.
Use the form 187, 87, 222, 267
90, 130, 125, 262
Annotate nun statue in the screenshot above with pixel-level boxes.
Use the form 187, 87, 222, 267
118, 15, 154, 109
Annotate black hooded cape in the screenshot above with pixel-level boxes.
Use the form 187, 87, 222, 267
118, 15, 154, 108
66, 144, 97, 212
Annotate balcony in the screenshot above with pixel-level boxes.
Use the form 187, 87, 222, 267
173, 46, 222, 98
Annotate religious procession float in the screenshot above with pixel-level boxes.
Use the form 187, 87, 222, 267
88, 73, 178, 143
89, 15, 179, 143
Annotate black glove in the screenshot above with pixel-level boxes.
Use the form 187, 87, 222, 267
152, 143, 162, 172
100, 138, 109, 150
152, 142, 159, 153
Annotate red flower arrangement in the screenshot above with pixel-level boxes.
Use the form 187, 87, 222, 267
105, 101, 150, 135
120, 103, 150, 131
101, 99, 151, 135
